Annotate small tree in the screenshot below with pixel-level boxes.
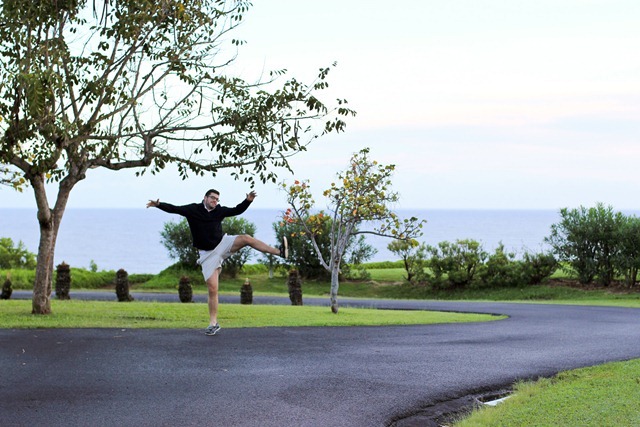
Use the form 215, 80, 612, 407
519, 251, 558, 285
614, 215, 640, 287
284, 148, 425, 313
546, 204, 624, 286
387, 239, 422, 283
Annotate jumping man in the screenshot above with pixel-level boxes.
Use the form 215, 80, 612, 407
147, 189, 288, 335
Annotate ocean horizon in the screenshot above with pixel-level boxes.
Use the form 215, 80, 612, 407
0, 208, 580, 274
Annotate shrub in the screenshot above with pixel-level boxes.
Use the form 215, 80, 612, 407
0, 269, 35, 289
141, 264, 205, 290
425, 239, 487, 289
1, 276, 12, 299
363, 260, 405, 269
239, 263, 268, 275
0, 267, 151, 290
342, 263, 371, 281
115, 269, 134, 302
477, 244, 522, 288
520, 252, 558, 285
68, 268, 117, 289
178, 276, 193, 303
614, 215, 640, 287
546, 204, 625, 286
55, 262, 72, 300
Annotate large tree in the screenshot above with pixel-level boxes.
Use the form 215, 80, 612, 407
0, 0, 354, 314
284, 148, 425, 313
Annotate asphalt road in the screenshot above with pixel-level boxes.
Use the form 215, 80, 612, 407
3, 292, 640, 426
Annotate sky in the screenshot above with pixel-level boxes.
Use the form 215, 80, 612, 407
3, 0, 640, 210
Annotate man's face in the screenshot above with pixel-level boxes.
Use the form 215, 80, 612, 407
204, 193, 220, 210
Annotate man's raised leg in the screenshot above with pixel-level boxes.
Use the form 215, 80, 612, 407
230, 235, 288, 258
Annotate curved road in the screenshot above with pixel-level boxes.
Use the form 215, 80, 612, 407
2, 292, 640, 426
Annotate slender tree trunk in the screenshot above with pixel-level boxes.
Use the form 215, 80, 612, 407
31, 174, 75, 314
32, 210, 55, 314
628, 267, 638, 288
330, 261, 340, 314
328, 223, 353, 314
403, 256, 414, 283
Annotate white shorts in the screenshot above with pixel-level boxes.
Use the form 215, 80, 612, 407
197, 234, 237, 281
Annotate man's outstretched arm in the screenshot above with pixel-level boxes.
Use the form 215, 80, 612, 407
146, 199, 190, 216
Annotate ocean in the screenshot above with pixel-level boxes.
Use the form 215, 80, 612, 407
0, 208, 569, 274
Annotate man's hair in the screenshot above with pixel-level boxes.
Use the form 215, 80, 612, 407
205, 189, 220, 198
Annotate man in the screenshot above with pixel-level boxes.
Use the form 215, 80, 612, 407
147, 189, 288, 335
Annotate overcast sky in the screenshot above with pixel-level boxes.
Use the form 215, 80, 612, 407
3, 0, 640, 210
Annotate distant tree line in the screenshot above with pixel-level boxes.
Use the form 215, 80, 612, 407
387, 203, 640, 290
387, 239, 558, 289
6, 203, 640, 291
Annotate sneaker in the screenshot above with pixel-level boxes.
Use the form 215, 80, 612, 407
279, 236, 289, 259
205, 324, 221, 336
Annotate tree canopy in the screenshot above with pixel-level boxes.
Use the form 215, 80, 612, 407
0, 0, 353, 188
0, 0, 354, 314
284, 148, 425, 313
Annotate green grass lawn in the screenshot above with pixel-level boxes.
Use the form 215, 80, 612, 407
455, 359, 640, 427
0, 299, 503, 329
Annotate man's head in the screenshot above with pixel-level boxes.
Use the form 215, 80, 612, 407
204, 189, 220, 209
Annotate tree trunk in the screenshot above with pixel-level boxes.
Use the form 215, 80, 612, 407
328, 225, 353, 314
32, 201, 56, 314
329, 261, 340, 314
31, 175, 74, 315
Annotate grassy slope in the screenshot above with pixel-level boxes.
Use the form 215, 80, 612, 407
455, 359, 640, 427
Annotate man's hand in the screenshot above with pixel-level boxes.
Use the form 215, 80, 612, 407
246, 191, 257, 202
146, 199, 160, 208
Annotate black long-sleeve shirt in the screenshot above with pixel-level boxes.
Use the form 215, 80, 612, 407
156, 198, 252, 250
